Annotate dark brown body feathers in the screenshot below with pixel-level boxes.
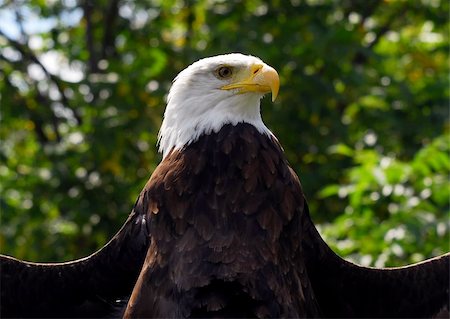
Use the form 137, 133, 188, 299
1, 123, 449, 318
124, 123, 316, 318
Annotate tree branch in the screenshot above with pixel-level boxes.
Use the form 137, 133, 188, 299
0, 66, 50, 144
13, 2, 28, 42
101, 0, 119, 61
83, 0, 98, 73
0, 30, 82, 125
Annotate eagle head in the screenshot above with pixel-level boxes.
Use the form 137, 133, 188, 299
158, 53, 280, 157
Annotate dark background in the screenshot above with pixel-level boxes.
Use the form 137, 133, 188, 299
0, 0, 448, 267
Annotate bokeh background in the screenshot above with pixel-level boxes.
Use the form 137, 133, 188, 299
0, 0, 448, 267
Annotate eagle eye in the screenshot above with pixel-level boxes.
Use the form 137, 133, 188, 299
216, 66, 233, 79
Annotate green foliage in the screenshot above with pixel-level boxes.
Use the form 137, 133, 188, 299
0, 0, 448, 266
320, 135, 449, 266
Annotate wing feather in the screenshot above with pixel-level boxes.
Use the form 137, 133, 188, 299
0, 197, 150, 317
299, 189, 450, 318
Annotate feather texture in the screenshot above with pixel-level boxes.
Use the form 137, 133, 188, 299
0, 207, 149, 318
1, 124, 448, 318
124, 123, 316, 318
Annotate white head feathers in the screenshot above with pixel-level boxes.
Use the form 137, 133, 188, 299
157, 53, 278, 158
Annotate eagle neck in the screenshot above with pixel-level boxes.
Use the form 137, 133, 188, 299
158, 95, 274, 158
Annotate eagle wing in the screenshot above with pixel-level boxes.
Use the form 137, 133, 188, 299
0, 201, 149, 318
3, 122, 448, 318
301, 196, 450, 318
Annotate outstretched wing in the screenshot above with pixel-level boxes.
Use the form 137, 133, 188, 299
0, 196, 150, 318
301, 200, 450, 318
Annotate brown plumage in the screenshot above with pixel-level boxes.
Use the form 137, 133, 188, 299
1, 125, 449, 318
123, 123, 317, 318
122, 123, 449, 318
1, 54, 449, 318
0, 208, 149, 318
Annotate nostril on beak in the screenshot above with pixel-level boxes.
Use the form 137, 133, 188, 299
252, 64, 263, 75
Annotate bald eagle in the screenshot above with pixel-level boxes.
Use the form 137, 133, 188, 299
1, 54, 448, 318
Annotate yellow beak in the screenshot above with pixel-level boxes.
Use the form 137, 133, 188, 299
221, 63, 280, 102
